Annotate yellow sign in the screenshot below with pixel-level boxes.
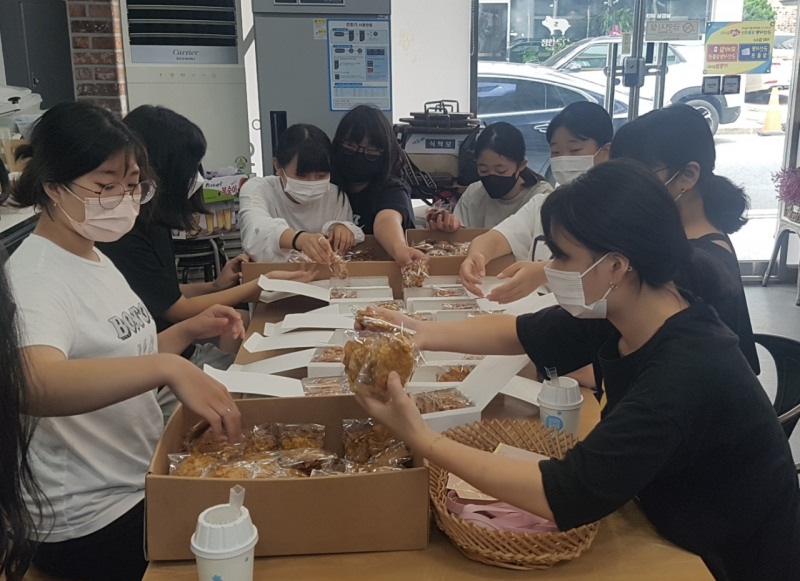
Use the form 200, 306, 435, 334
703, 21, 775, 75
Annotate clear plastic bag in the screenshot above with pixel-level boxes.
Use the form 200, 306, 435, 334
169, 453, 218, 477
310, 345, 345, 363
278, 448, 338, 476
372, 300, 406, 311
436, 366, 474, 383
401, 259, 429, 288
360, 441, 412, 471
309, 459, 358, 477
413, 388, 475, 414
329, 253, 349, 279
301, 375, 350, 397
277, 423, 326, 450
425, 199, 456, 224
342, 418, 400, 464
354, 308, 414, 335
343, 331, 417, 400
330, 288, 358, 300
432, 286, 467, 298
442, 300, 480, 311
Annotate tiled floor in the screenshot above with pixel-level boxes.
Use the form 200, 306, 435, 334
744, 282, 800, 461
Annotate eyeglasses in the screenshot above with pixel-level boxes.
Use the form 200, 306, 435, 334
340, 142, 383, 162
67, 180, 156, 209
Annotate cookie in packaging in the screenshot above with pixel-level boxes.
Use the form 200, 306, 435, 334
401, 259, 429, 288
413, 387, 475, 414
342, 418, 399, 464
437, 365, 473, 383
343, 331, 416, 400
278, 448, 338, 476
354, 308, 412, 334
329, 253, 349, 279
360, 442, 412, 472
169, 453, 218, 477
277, 422, 326, 449
301, 375, 350, 397
311, 345, 344, 363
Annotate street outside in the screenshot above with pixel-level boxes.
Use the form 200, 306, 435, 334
715, 99, 788, 261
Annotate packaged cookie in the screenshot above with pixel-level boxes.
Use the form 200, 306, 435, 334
401, 259, 429, 288
170, 453, 218, 477
208, 461, 254, 480
277, 423, 326, 449
311, 345, 345, 363
432, 286, 467, 298
361, 441, 412, 471
342, 418, 398, 464
278, 448, 338, 476
310, 458, 358, 477
437, 365, 474, 383
186, 426, 243, 461
354, 308, 413, 335
329, 254, 349, 279
243, 423, 279, 457
442, 300, 480, 311
372, 300, 405, 311
330, 288, 358, 300
413, 387, 475, 414
343, 331, 417, 401
301, 375, 350, 397
407, 311, 434, 322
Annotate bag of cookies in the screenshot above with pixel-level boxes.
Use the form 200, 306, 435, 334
436, 365, 474, 383
343, 331, 417, 401
310, 345, 345, 363
413, 387, 475, 414
360, 442, 412, 472
301, 375, 350, 397
169, 453, 219, 478
276, 422, 326, 449
278, 448, 338, 476
401, 259, 429, 288
309, 459, 358, 478
342, 418, 401, 464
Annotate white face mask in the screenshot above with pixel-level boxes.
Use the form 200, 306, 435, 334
188, 171, 205, 199
544, 253, 614, 319
663, 169, 685, 202
550, 154, 596, 185
57, 187, 139, 243
281, 172, 330, 204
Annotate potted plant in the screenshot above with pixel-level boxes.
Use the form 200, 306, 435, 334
772, 167, 800, 223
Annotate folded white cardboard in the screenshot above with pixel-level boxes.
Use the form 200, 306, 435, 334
281, 313, 355, 332
258, 275, 331, 302
203, 366, 303, 397
227, 349, 316, 375
244, 331, 334, 353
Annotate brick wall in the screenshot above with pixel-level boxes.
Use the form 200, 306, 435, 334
66, 0, 127, 113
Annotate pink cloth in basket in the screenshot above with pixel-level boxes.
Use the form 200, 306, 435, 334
446, 490, 559, 533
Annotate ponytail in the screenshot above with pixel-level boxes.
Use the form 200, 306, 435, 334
699, 174, 749, 234
520, 167, 546, 187
9, 144, 37, 209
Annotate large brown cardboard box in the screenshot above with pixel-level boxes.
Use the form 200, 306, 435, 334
146, 396, 430, 561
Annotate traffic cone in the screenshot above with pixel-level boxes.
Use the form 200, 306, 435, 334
758, 86, 784, 136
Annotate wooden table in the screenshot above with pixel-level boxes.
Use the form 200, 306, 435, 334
142, 300, 712, 580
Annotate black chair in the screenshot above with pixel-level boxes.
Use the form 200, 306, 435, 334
172, 235, 225, 283
754, 333, 800, 440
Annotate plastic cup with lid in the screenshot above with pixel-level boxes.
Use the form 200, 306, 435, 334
191, 485, 259, 581
537, 376, 584, 435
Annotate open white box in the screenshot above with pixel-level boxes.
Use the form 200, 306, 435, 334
421, 350, 486, 366
328, 276, 390, 288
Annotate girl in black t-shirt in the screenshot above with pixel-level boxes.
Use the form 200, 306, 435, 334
332, 104, 421, 265
356, 160, 800, 581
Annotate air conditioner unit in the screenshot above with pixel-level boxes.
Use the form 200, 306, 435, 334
120, 0, 250, 170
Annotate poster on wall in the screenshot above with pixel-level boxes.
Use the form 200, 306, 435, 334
703, 21, 775, 75
327, 19, 391, 112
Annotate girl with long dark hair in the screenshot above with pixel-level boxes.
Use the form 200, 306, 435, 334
357, 159, 800, 581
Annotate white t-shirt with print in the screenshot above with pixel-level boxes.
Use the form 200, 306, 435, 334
238, 176, 365, 263
7, 234, 163, 542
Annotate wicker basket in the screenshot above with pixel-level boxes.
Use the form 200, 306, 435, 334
428, 419, 599, 570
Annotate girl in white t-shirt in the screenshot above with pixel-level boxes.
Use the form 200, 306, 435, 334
6, 102, 244, 581
239, 123, 364, 264
427, 122, 552, 232
460, 102, 613, 303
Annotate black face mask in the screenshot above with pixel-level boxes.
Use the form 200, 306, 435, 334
480, 173, 519, 199
336, 150, 382, 184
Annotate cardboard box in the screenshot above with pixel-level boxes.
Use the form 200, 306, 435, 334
146, 396, 430, 561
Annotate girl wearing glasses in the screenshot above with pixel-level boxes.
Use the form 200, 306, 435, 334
99, 107, 313, 391
332, 104, 424, 266
426, 122, 552, 232
238, 122, 364, 264
6, 102, 243, 581
357, 160, 800, 581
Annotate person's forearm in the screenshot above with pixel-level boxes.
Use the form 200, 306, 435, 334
412, 426, 554, 521
24, 352, 185, 416
374, 210, 407, 259
180, 281, 216, 297
163, 280, 259, 324
419, 315, 525, 355
468, 230, 513, 263
279, 227, 299, 251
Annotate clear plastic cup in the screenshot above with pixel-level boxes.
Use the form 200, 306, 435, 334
537, 376, 584, 435
191, 500, 258, 581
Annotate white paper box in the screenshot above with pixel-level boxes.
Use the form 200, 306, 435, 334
421, 351, 486, 365
403, 286, 467, 302
408, 298, 479, 313
409, 363, 478, 384
330, 286, 394, 302
328, 276, 390, 288
307, 361, 346, 378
